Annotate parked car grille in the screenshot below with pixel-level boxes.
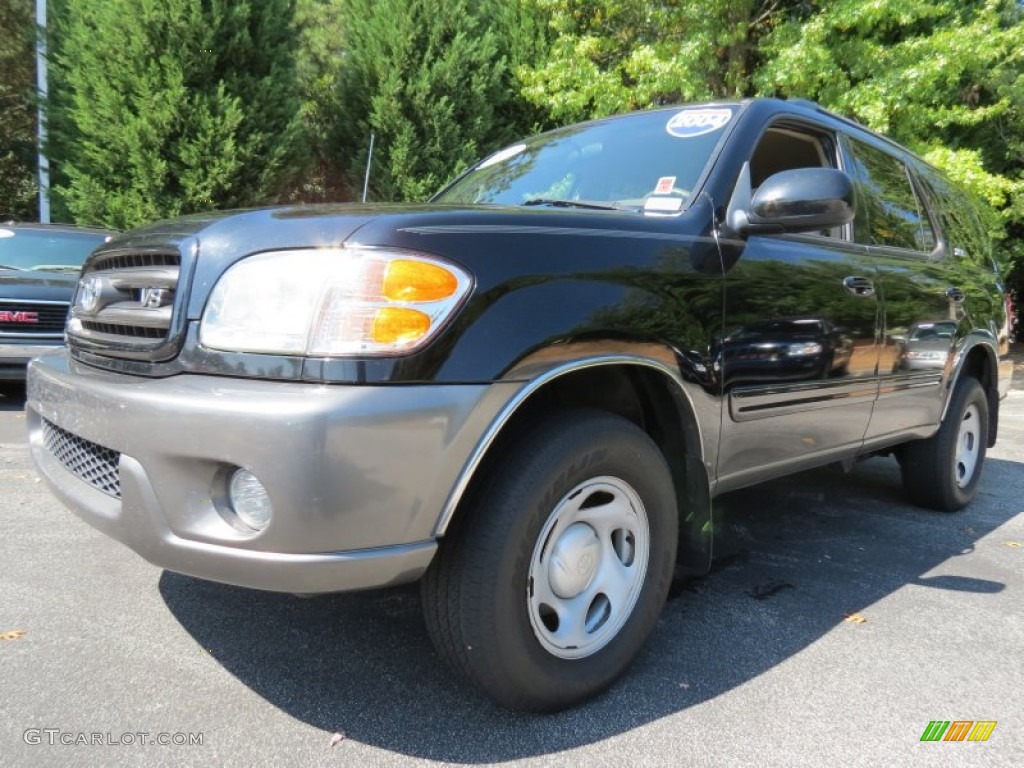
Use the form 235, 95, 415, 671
67, 248, 184, 362
0, 300, 69, 336
41, 419, 121, 498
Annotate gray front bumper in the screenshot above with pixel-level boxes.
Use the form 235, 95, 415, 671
27, 352, 520, 593
0, 340, 64, 378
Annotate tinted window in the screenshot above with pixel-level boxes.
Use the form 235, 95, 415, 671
917, 171, 990, 262
435, 106, 738, 210
847, 139, 935, 252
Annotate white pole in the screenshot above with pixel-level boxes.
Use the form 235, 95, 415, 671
36, 0, 50, 223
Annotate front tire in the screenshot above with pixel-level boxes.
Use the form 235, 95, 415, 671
901, 376, 989, 512
421, 409, 678, 711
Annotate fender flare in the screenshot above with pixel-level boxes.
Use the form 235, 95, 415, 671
432, 353, 717, 573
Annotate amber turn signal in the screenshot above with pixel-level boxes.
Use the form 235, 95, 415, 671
382, 259, 459, 303
371, 307, 432, 345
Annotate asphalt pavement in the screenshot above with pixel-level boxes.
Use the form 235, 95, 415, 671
1, 379, 1022, 767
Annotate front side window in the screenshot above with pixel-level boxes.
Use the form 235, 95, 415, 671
434, 106, 739, 212
749, 125, 836, 187
846, 139, 936, 252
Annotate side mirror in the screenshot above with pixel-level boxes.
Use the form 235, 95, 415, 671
726, 163, 855, 236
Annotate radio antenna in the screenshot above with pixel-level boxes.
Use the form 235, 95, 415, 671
361, 133, 375, 203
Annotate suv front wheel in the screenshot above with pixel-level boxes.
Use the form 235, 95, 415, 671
421, 409, 678, 711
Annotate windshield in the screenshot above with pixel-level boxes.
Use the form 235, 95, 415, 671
0, 227, 110, 273
435, 105, 738, 213
909, 322, 957, 341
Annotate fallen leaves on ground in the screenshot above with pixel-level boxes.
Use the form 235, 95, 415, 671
0, 629, 26, 641
329, 732, 346, 748
843, 613, 867, 625
1005, 541, 1022, 548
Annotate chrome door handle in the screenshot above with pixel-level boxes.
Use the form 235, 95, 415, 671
842, 276, 875, 297
946, 287, 966, 303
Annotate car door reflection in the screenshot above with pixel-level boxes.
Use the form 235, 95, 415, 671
716, 317, 854, 386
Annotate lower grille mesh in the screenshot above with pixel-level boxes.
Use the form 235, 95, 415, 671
42, 419, 121, 498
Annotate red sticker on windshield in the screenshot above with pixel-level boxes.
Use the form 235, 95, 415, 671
654, 176, 676, 195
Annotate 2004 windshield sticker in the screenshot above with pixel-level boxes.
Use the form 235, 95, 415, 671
666, 108, 733, 138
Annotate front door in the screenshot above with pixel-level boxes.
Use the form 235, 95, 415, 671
715, 121, 881, 489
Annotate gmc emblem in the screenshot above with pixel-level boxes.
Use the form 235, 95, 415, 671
0, 310, 39, 324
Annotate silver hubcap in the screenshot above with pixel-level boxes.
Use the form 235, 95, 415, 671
527, 476, 650, 660
955, 403, 981, 488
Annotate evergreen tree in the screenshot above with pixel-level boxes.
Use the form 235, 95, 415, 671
0, 0, 38, 220
49, 0, 307, 228
293, 0, 348, 201
334, 0, 547, 202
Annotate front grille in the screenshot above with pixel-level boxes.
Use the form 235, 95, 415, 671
42, 419, 121, 498
0, 300, 69, 335
80, 321, 165, 339
89, 252, 179, 272
67, 247, 183, 361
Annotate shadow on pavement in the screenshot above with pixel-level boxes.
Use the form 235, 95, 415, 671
160, 454, 1021, 762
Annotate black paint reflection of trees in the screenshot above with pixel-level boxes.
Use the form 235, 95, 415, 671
583, 245, 723, 357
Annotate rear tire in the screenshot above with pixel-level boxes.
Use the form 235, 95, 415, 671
901, 377, 988, 512
421, 409, 678, 711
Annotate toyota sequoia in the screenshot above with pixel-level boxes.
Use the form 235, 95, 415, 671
27, 99, 1014, 711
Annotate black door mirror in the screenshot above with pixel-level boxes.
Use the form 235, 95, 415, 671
726, 163, 855, 236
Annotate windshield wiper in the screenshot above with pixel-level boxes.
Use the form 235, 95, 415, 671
31, 264, 81, 274
521, 198, 627, 211
0, 263, 22, 271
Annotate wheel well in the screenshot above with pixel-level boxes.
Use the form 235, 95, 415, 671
958, 344, 999, 446
448, 364, 711, 570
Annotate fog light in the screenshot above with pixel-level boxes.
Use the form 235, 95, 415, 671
229, 469, 272, 531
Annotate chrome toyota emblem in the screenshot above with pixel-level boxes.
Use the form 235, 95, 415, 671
77, 276, 102, 313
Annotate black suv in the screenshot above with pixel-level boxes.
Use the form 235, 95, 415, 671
1, 222, 113, 380
26, 99, 1014, 710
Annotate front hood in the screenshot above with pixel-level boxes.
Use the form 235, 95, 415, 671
0, 269, 78, 302
93, 202, 707, 321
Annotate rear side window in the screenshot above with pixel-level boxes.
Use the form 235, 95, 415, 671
917, 171, 991, 263
846, 139, 936, 252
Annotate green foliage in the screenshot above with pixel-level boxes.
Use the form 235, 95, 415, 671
0, 0, 38, 220
519, 0, 1024, 313
757, 0, 1024, 266
334, 0, 547, 202
518, 0, 795, 123
292, 0, 347, 201
49, 0, 308, 228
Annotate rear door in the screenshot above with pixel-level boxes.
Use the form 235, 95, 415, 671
840, 136, 958, 441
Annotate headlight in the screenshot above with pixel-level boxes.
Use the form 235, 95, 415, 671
906, 349, 947, 361
200, 248, 471, 356
785, 342, 823, 357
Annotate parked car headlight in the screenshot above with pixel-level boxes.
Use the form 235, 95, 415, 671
785, 341, 823, 357
200, 248, 471, 356
905, 349, 947, 361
